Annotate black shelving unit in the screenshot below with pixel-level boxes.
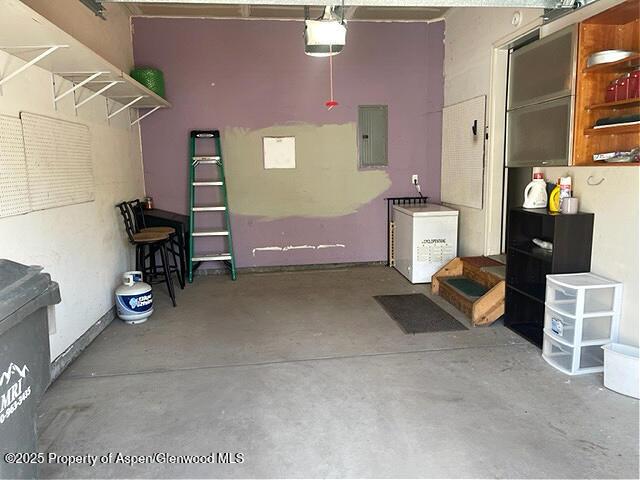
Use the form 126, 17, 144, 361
504, 208, 594, 347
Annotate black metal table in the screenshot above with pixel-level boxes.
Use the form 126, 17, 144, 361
141, 208, 190, 284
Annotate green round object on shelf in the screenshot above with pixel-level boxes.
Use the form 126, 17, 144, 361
130, 67, 165, 98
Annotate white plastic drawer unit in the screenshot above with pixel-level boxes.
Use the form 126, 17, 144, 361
544, 307, 615, 345
542, 332, 605, 375
543, 273, 621, 375
392, 204, 459, 284
545, 273, 623, 317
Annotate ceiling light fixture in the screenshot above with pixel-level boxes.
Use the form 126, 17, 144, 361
304, 4, 347, 57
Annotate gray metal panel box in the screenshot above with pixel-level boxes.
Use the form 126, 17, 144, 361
358, 105, 388, 167
508, 26, 577, 110
0, 260, 60, 479
506, 96, 573, 167
505, 26, 576, 167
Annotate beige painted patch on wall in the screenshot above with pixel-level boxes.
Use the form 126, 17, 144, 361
222, 123, 391, 219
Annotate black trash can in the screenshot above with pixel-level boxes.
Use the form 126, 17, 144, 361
0, 260, 60, 479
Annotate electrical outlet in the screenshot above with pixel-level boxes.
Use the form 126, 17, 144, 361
411, 174, 419, 185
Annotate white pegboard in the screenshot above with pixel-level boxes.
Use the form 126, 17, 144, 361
20, 112, 94, 211
0, 115, 31, 218
441, 95, 487, 210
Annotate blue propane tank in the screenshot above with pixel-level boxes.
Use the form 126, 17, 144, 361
115, 271, 153, 324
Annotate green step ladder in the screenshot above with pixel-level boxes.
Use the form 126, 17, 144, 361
188, 130, 237, 282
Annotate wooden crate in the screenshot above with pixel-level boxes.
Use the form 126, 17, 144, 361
432, 256, 505, 327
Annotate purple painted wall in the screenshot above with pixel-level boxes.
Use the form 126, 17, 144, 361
132, 18, 444, 268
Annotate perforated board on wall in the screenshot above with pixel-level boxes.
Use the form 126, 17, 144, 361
21, 112, 94, 211
0, 115, 31, 218
441, 95, 487, 210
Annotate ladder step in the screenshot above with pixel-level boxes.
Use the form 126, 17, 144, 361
192, 205, 226, 212
193, 156, 221, 164
192, 253, 232, 262
193, 181, 223, 186
192, 230, 229, 237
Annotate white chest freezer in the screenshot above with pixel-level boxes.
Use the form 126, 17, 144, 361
393, 204, 459, 284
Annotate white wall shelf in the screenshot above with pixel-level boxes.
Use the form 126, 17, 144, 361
0, 0, 170, 120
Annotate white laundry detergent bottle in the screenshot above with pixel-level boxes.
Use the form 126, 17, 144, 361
523, 168, 548, 209
115, 271, 153, 324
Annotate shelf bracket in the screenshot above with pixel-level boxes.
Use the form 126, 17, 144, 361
75, 80, 122, 109
107, 95, 144, 119
130, 106, 161, 127
0, 45, 66, 87
53, 71, 106, 103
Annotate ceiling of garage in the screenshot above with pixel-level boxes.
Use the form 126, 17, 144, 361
124, 3, 449, 21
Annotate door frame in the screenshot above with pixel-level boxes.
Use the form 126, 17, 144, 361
483, 18, 542, 256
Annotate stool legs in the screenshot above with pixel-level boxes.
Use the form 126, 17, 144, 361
150, 244, 157, 277
136, 241, 177, 307
160, 242, 177, 307
170, 235, 185, 290
135, 245, 142, 272
177, 234, 186, 287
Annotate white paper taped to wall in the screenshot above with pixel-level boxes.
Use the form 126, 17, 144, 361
21, 112, 94, 211
263, 136, 295, 169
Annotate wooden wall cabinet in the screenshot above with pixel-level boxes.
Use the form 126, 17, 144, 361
572, 0, 640, 166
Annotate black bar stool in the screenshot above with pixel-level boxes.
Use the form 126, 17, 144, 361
129, 199, 186, 289
116, 202, 177, 307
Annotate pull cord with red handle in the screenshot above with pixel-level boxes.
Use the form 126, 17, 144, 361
325, 45, 338, 110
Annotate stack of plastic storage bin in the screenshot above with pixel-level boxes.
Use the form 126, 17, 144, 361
542, 273, 622, 375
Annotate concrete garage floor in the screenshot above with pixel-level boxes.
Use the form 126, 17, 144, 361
38, 266, 639, 478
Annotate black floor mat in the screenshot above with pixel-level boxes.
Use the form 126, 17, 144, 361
374, 294, 468, 334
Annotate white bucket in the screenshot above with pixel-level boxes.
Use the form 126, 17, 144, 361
602, 343, 639, 399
